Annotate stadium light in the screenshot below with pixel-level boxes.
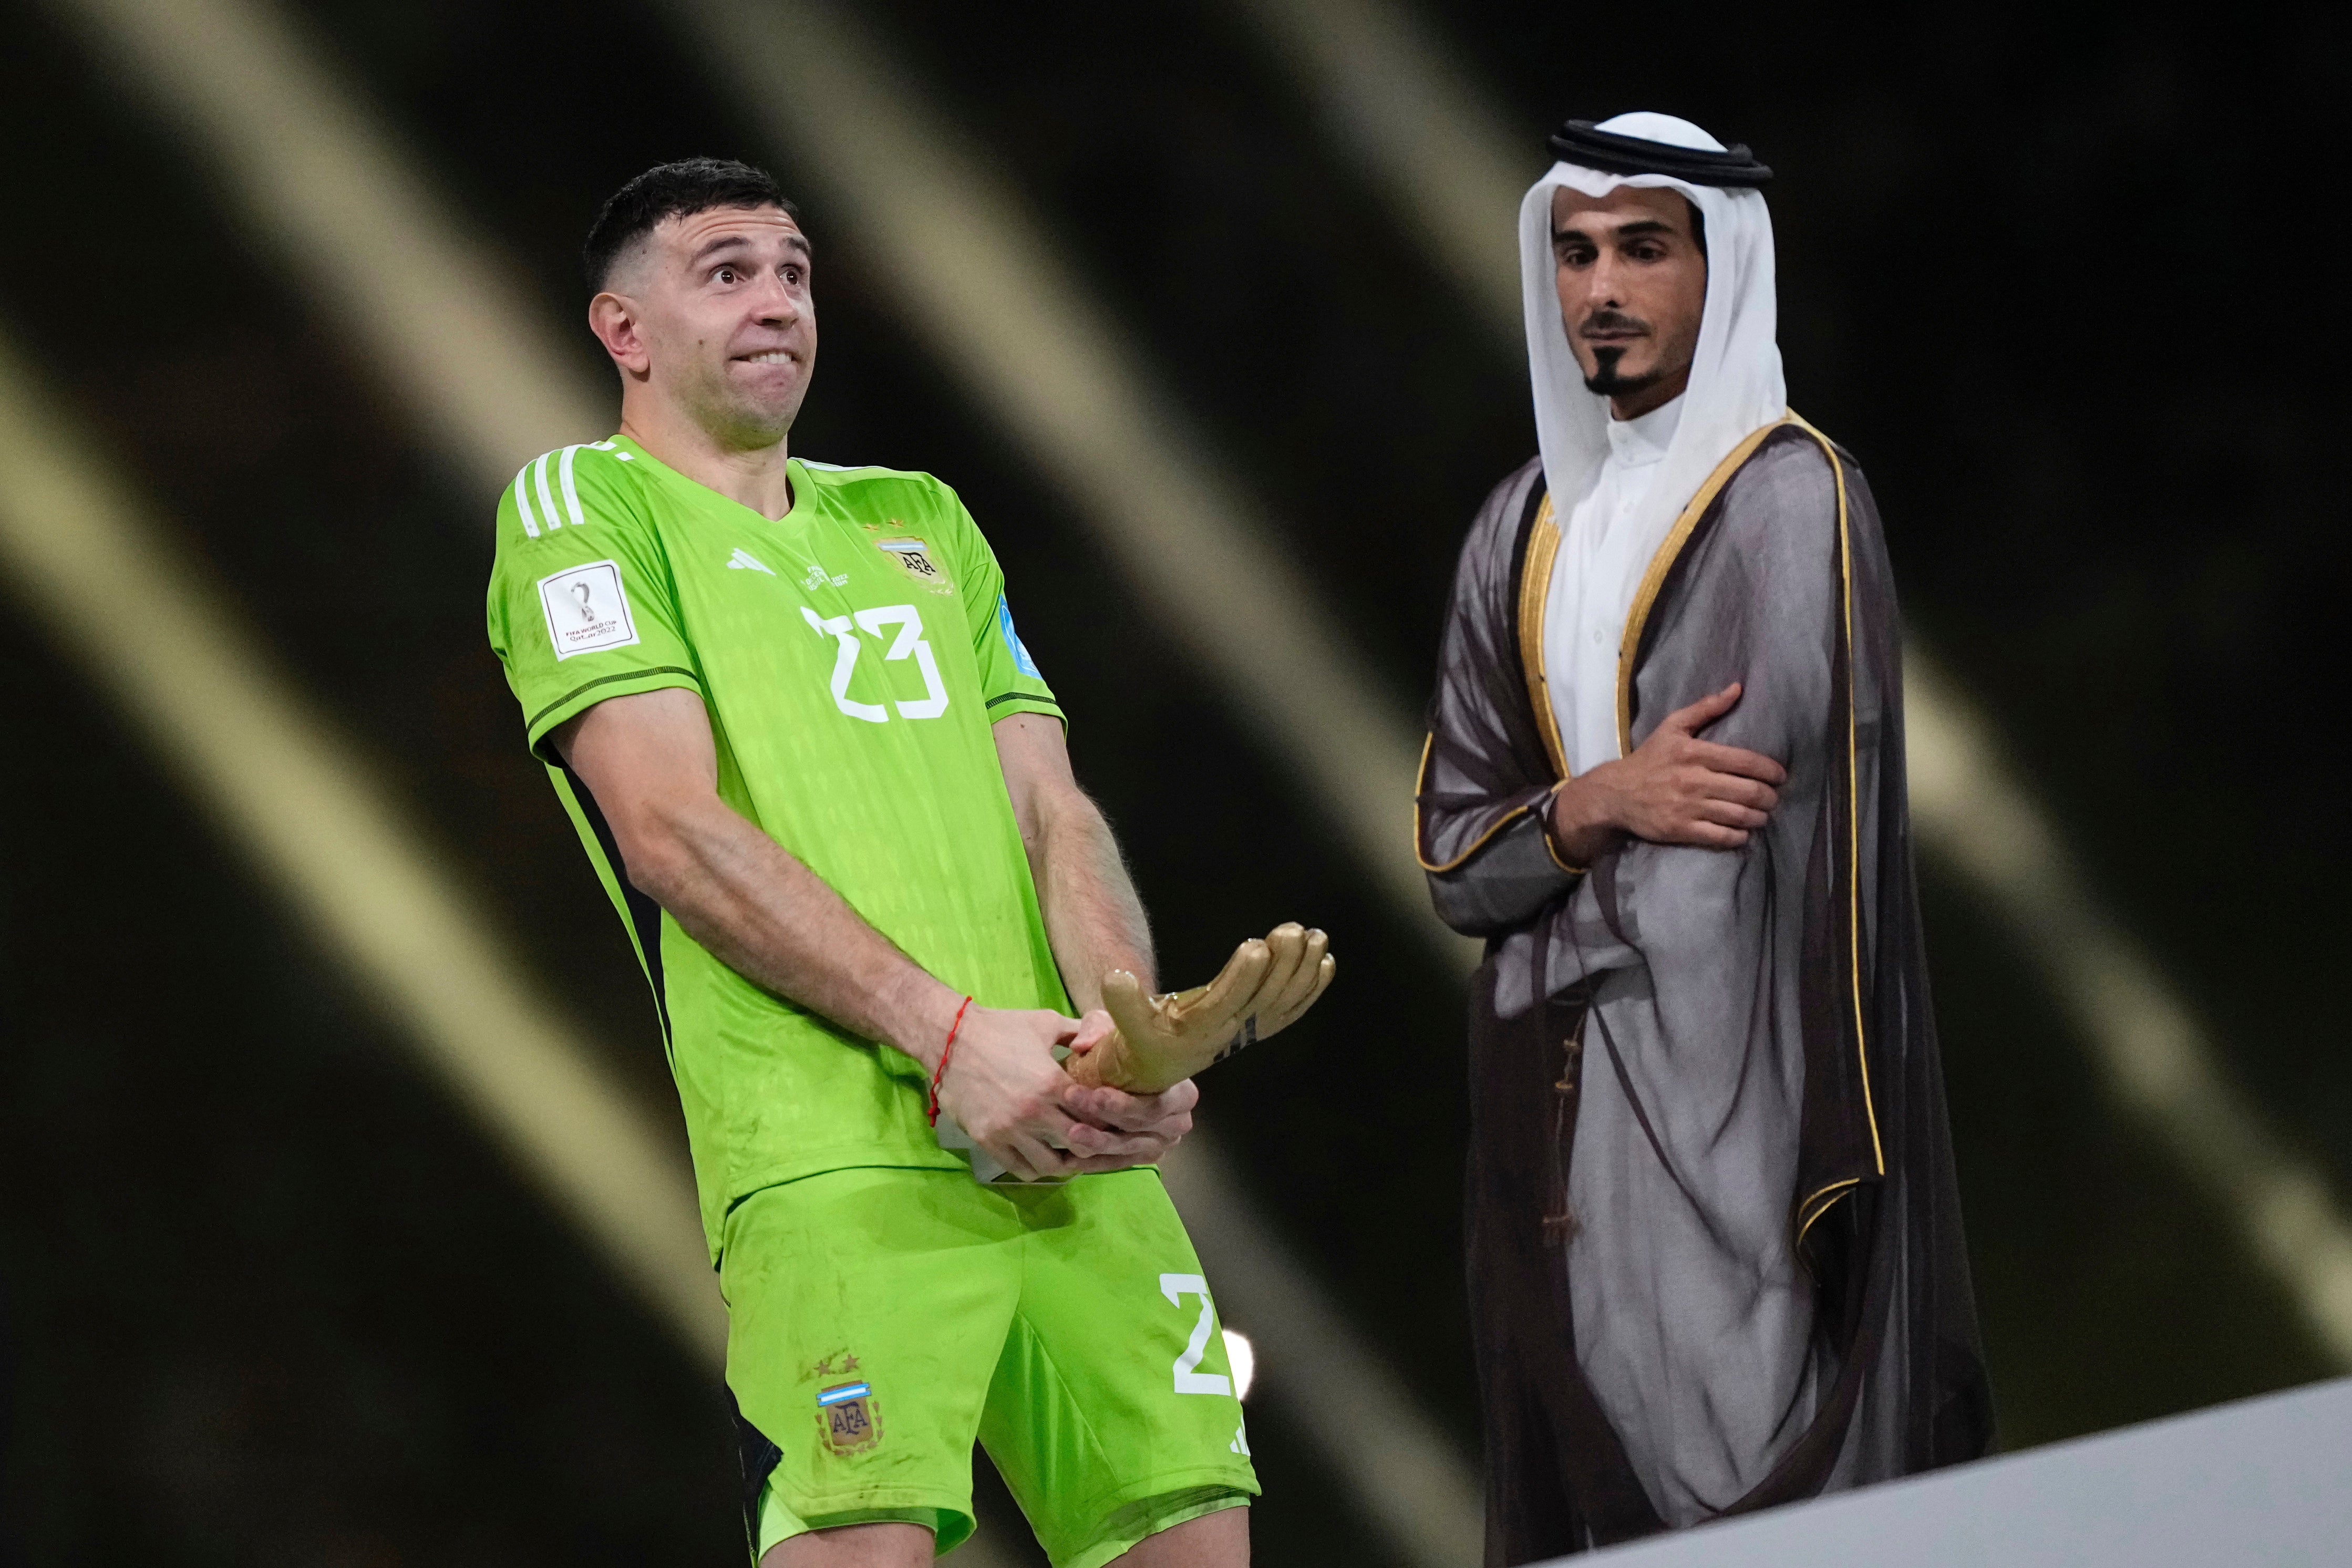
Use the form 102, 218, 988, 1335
1222, 1328, 1257, 1402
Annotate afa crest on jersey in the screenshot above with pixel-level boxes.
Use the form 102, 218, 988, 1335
817, 1380, 882, 1454
874, 536, 955, 595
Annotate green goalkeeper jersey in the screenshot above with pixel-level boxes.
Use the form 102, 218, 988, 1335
486, 436, 1069, 1256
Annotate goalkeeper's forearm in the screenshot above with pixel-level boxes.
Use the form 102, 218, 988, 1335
559, 688, 968, 1065
1026, 783, 1155, 1013
616, 789, 964, 1071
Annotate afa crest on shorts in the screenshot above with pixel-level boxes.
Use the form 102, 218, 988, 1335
818, 1380, 882, 1454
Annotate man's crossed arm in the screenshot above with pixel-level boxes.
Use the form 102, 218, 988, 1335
1547, 682, 1788, 864
555, 689, 1192, 1182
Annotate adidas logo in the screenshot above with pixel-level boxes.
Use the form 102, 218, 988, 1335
727, 548, 776, 575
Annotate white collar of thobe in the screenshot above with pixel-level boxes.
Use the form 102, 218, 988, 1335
1601, 394, 1683, 474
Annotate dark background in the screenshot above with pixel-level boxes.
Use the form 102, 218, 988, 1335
2, 1, 2346, 1562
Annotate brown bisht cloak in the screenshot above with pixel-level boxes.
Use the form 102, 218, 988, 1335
1418, 419, 1993, 1563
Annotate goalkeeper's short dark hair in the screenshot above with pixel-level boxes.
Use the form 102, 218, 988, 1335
584, 158, 801, 292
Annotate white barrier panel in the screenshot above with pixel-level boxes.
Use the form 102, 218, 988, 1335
1574, 1377, 2352, 1567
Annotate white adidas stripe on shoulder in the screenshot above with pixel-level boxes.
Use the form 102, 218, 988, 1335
797, 458, 881, 472
510, 459, 541, 538
511, 441, 631, 539
532, 450, 562, 534
558, 445, 586, 529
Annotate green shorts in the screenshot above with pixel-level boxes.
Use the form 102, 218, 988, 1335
720, 1165, 1258, 1567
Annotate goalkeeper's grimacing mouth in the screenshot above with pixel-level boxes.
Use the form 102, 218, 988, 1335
1066, 922, 1336, 1095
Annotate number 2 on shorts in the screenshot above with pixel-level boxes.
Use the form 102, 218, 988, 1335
1160, 1273, 1231, 1396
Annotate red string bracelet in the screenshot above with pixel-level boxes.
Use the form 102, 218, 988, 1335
926, 996, 974, 1127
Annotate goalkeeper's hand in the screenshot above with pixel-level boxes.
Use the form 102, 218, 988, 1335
1067, 922, 1335, 1095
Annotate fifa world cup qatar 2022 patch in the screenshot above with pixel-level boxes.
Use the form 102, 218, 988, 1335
817, 1380, 882, 1454
537, 560, 641, 660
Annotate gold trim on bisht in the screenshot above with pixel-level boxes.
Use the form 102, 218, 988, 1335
1594, 412, 1885, 1246
1415, 482, 1576, 877
1793, 413, 1887, 1182
1517, 492, 1570, 783
1411, 734, 1545, 873
1612, 416, 1796, 755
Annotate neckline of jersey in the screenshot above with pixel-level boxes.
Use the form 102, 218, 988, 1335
608, 433, 824, 532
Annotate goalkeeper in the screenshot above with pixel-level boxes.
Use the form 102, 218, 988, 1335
486, 158, 1330, 1568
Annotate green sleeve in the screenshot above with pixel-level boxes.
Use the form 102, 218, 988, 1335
484, 443, 704, 760
938, 487, 1062, 727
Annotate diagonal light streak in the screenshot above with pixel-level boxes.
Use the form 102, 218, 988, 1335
1235, 0, 1531, 342
1904, 662, 2352, 1361
0, 327, 724, 1364
1219, 0, 2352, 1368
37, 0, 601, 490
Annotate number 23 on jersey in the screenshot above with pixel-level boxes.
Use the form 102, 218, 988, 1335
800, 602, 950, 724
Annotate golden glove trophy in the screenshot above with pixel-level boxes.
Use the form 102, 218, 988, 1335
1067, 922, 1335, 1094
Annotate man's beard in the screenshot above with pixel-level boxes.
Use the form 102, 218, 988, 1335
1579, 308, 1662, 397
1582, 345, 1666, 398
